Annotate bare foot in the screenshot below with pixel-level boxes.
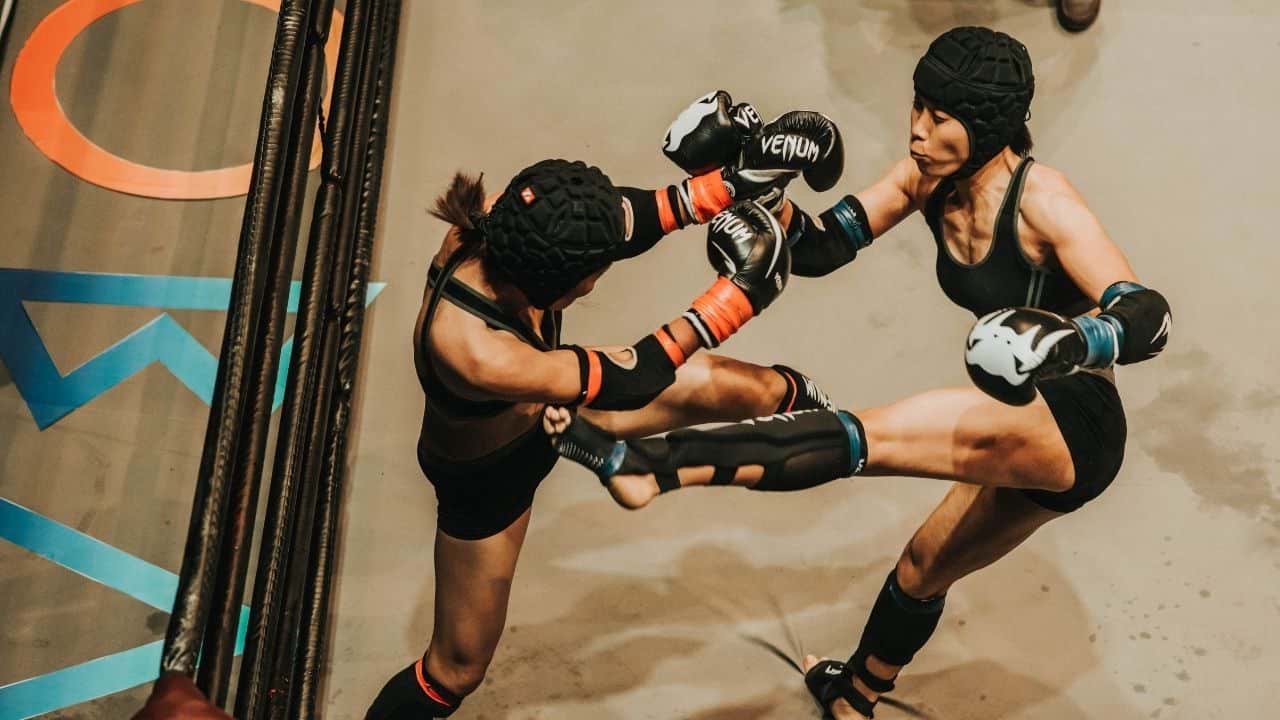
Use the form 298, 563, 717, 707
604, 471, 662, 509
803, 655, 870, 720
542, 406, 661, 510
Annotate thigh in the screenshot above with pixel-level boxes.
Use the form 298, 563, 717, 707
861, 385, 1074, 492
430, 508, 532, 662
581, 352, 782, 439
897, 483, 1062, 598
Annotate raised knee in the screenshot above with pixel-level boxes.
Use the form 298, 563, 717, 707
708, 357, 778, 416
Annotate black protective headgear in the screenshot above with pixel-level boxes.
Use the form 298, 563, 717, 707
483, 159, 627, 309
913, 26, 1035, 178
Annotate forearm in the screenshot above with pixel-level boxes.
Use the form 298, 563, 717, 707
788, 195, 875, 277
1073, 281, 1172, 368
615, 173, 734, 259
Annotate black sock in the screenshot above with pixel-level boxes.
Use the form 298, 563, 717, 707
365, 658, 461, 719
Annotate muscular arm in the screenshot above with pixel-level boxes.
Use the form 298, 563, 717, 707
429, 309, 704, 408
1018, 165, 1171, 366
1018, 165, 1138, 301
786, 158, 925, 277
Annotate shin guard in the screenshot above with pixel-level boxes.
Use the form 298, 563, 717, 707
847, 570, 945, 692
555, 410, 866, 492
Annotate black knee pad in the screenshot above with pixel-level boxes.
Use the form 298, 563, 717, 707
628, 409, 865, 492
850, 569, 945, 675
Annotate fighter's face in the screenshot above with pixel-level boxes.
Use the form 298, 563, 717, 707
551, 265, 612, 310
909, 96, 970, 177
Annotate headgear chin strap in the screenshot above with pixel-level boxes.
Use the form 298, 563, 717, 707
913, 26, 1035, 179
483, 159, 627, 309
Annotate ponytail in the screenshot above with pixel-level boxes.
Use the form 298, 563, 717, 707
1010, 123, 1034, 156
429, 171, 488, 252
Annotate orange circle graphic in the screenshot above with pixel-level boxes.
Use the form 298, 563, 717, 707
10, 0, 343, 200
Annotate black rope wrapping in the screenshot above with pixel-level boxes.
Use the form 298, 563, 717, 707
0, 0, 16, 70
234, 0, 378, 716
291, 2, 400, 717
195, 2, 330, 704
160, 0, 312, 678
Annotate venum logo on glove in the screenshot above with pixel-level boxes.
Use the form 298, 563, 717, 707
709, 211, 758, 247
965, 309, 1073, 386
759, 134, 821, 164
733, 103, 762, 130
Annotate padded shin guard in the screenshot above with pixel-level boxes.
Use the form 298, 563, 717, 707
630, 409, 866, 492
555, 410, 866, 493
848, 570, 945, 680
365, 659, 461, 719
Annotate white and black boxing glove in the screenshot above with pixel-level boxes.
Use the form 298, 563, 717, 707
964, 307, 1086, 406
663, 90, 763, 176
967, 281, 1173, 405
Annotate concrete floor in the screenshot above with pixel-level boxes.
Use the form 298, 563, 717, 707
2, 1, 1278, 718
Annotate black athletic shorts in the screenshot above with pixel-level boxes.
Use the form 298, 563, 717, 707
1019, 371, 1127, 513
419, 423, 559, 540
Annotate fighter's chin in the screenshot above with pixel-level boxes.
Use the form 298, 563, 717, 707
910, 153, 947, 177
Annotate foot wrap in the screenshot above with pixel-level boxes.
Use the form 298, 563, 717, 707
805, 660, 878, 719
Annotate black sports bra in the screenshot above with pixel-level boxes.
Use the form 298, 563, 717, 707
418, 251, 562, 419
924, 157, 1092, 318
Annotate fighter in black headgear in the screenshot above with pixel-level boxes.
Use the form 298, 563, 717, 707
482, 159, 629, 309
369, 97, 849, 717
546, 24, 1172, 720
912, 26, 1035, 178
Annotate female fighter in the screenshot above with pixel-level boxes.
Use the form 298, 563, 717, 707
364, 100, 844, 719
547, 27, 1172, 719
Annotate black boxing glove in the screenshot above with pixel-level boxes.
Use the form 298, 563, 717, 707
674, 109, 845, 224
744, 110, 845, 193
685, 201, 790, 348
964, 307, 1085, 405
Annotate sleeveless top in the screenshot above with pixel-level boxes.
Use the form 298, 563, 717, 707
924, 157, 1092, 318
418, 250, 562, 419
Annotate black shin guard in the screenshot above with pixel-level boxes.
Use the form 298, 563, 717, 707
847, 570, 945, 692
771, 364, 835, 413
555, 409, 867, 492
632, 409, 866, 492
365, 659, 461, 719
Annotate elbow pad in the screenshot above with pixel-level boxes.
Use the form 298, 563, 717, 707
566, 330, 683, 411
1098, 281, 1172, 365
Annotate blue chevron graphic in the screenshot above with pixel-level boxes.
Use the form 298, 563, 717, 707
0, 269, 386, 429
0, 497, 251, 719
